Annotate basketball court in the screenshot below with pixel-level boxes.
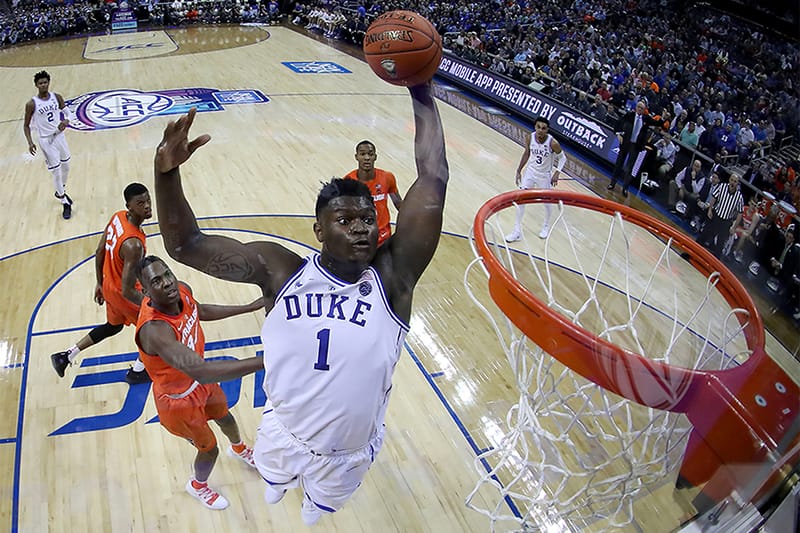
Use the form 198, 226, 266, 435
0, 25, 797, 532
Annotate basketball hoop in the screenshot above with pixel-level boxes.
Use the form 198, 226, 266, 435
464, 189, 799, 531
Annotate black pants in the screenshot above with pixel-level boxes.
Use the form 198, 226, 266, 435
697, 213, 734, 257
611, 144, 638, 191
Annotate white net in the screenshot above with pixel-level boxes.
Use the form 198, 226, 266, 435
464, 195, 754, 532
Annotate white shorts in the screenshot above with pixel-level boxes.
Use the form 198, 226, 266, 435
39, 131, 70, 170
520, 172, 552, 190
253, 408, 384, 513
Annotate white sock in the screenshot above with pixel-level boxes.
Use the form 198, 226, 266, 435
132, 358, 145, 372
60, 159, 70, 187
67, 345, 80, 363
543, 203, 552, 228
51, 166, 65, 198
513, 204, 525, 233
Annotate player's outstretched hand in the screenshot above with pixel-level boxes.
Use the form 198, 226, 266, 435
155, 107, 211, 174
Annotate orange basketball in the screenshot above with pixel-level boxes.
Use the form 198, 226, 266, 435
363, 10, 442, 87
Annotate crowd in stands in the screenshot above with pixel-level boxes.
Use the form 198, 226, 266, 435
2, 0, 798, 317
287, 0, 800, 317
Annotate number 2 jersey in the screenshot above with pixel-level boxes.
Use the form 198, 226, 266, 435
31, 92, 61, 138
260, 253, 409, 454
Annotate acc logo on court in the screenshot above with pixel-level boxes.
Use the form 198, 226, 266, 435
281, 61, 352, 74
66, 87, 269, 131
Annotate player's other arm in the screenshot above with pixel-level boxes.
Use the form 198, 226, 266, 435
197, 297, 266, 321
551, 138, 566, 185
120, 238, 146, 306
23, 100, 36, 155
388, 83, 449, 320
153, 108, 302, 293
55, 93, 70, 132
515, 132, 531, 186
93, 233, 106, 305
137, 320, 263, 384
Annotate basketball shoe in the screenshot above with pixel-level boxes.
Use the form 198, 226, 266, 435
50, 351, 70, 377
505, 230, 521, 243
185, 479, 229, 510
301, 494, 322, 526
227, 445, 256, 469
125, 367, 151, 384
539, 224, 550, 239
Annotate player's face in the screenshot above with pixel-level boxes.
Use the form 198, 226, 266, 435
534, 121, 548, 142
35, 78, 50, 95
127, 192, 153, 221
141, 261, 181, 307
315, 196, 378, 264
355, 144, 377, 171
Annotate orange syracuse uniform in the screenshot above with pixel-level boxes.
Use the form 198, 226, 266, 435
101, 210, 146, 325
135, 284, 229, 452
344, 168, 399, 246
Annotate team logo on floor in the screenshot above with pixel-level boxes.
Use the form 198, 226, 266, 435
282, 61, 351, 74
65, 88, 269, 131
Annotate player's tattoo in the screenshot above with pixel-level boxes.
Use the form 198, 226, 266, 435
206, 252, 255, 281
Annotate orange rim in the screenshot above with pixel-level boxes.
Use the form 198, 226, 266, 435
472, 189, 766, 411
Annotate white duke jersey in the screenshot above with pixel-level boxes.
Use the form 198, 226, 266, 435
31, 93, 61, 137
260, 253, 409, 454
524, 133, 555, 181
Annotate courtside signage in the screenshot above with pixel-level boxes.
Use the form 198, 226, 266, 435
437, 53, 619, 164
65, 87, 269, 131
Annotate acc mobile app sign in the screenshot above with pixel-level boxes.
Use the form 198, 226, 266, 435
436, 53, 619, 164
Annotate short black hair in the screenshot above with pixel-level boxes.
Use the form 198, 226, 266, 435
124, 182, 149, 203
355, 140, 375, 152
34, 70, 50, 83
534, 116, 549, 127
136, 255, 166, 284
315, 178, 373, 217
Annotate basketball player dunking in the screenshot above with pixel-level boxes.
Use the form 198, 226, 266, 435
152, 82, 449, 525
23, 70, 75, 220
506, 116, 567, 242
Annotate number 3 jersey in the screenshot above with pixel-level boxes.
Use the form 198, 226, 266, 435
260, 253, 409, 454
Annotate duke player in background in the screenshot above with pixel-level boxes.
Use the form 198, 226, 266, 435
23, 70, 75, 219
152, 82, 449, 525
505, 116, 567, 241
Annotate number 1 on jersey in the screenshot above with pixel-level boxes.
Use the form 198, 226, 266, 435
313, 328, 331, 371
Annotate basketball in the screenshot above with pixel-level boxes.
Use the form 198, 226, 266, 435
363, 10, 442, 87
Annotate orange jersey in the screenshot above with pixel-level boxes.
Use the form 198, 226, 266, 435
135, 284, 206, 397
344, 168, 399, 245
101, 210, 146, 324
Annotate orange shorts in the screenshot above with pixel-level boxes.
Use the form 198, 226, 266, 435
103, 290, 140, 326
155, 383, 230, 452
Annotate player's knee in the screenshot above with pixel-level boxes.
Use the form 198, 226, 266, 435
88, 322, 124, 343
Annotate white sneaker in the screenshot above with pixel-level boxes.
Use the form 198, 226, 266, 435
301, 494, 323, 526
227, 445, 256, 469
185, 479, 229, 510
505, 230, 521, 243
264, 483, 287, 504
538, 225, 550, 239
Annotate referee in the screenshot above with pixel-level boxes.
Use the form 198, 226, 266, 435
698, 173, 744, 257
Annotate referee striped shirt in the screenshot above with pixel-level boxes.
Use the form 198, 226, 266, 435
711, 181, 744, 220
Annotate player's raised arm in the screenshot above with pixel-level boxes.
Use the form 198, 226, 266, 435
389, 83, 449, 295
154, 108, 302, 291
